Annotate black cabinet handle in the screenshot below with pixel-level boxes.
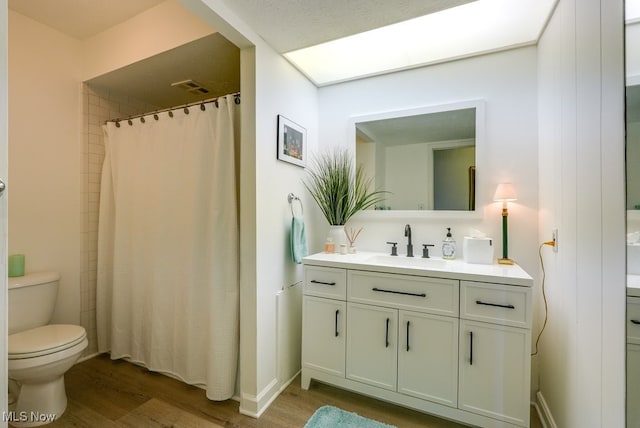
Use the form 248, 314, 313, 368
372, 287, 426, 298
385, 318, 390, 348
475, 300, 515, 309
311, 280, 336, 286
406, 321, 411, 352
335, 310, 339, 337
469, 331, 474, 365
631, 319, 640, 325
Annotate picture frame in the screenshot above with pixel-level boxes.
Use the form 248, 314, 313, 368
277, 115, 306, 167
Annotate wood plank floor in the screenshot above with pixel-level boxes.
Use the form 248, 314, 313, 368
39, 354, 543, 428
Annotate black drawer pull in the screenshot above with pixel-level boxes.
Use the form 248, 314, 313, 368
476, 300, 515, 309
335, 310, 340, 337
310, 280, 336, 286
385, 318, 390, 348
631, 319, 640, 325
372, 287, 426, 298
406, 321, 411, 352
469, 331, 474, 365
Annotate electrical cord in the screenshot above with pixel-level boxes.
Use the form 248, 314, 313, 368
532, 240, 554, 356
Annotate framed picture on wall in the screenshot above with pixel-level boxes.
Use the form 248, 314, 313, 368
277, 115, 306, 167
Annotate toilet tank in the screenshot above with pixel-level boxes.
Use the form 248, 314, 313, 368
8, 271, 60, 335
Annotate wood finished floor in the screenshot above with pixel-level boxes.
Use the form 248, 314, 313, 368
40, 354, 543, 428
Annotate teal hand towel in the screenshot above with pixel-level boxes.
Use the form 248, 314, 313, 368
291, 215, 308, 264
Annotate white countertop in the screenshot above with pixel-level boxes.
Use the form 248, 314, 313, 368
303, 251, 533, 287
628, 275, 640, 297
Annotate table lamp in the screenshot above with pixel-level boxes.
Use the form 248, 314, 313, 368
494, 183, 517, 265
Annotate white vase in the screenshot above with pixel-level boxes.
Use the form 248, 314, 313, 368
328, 225, 346, 248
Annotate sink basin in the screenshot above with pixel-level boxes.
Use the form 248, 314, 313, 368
364, 254, 448, 270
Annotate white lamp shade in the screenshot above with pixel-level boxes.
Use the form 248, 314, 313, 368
494, 183, 517, 202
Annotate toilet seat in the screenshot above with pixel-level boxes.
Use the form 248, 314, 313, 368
9, 325, 86, 360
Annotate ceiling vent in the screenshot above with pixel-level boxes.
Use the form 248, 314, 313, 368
171, 79, 210, 94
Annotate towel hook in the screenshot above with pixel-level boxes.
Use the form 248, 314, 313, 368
288, 193, 303, 217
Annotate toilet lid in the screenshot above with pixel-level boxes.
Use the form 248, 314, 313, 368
9, 324, 86, 359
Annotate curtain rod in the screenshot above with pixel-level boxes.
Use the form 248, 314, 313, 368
105, 91, 240, 126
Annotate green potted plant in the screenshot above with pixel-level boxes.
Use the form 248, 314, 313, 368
304, 148, 387, 247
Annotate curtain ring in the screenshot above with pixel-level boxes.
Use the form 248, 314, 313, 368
140, 117, 145, 123
127, 119, 133, 126
168, 111, 174, 118
214, 99, 219, 108
184, 107, 189, 114
234, 94, 241, 105
200, 103, 206, 111
115, 120, 120, 128
154, 114, 159, 121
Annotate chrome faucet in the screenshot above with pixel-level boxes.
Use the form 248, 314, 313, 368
404, 224, 414, 257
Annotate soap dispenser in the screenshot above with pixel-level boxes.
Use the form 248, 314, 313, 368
442, 227, 456, 260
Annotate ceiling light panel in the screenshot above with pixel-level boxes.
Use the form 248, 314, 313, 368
284, 0, 557, 86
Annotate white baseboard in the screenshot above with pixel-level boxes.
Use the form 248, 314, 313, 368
239, 377, 279, 418
238, 370, 301, 418
535, 391, 558, 428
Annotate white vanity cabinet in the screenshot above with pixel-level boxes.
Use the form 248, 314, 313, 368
346, 270, 459, 407
458, 281, 532, 426
397, 309, 459, 407
346, 302, 398, 391
301, 266, 347, 378
302, 253, 533, 428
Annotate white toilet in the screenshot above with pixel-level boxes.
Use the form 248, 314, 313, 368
8, 272, 88, 427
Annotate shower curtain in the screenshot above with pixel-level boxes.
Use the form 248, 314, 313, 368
96, 94, 239, 401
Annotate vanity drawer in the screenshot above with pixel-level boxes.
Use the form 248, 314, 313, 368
460, 281, 531, 328
347, 270, 458, 316
304, 266, 347, 300
627, 296, 640, 344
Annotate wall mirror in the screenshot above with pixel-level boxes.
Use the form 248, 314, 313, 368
350, 100, 484, 218
626, 2, 640, 425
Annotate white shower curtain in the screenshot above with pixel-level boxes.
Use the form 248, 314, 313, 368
96, 95, 239, 401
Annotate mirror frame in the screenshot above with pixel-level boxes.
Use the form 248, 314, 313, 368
349, 99, 485, 220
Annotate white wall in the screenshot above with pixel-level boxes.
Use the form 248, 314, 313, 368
317, 47, 540, 278
537, 0, 625, 426
8, 11, 83, 325
253, 45, 319, 409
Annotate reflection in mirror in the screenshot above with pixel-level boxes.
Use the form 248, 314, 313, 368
628, 83, 640, 211
628, 80, 640, 428
354, 102, 480, 211
627, 0, 640, 412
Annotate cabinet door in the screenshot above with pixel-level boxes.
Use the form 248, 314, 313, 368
628, 343, 640, 428
398, 311, 458, 408
346, 302, 397, 391
459, 319, 530, 427
302, 296, 346, 377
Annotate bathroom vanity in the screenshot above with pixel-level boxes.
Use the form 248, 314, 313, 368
302, 252, 533, 428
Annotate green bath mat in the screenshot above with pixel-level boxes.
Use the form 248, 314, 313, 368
304, 405, 396, 428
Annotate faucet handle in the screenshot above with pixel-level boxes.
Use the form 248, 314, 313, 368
386, 241, 398, 256
422, 244, 435, 258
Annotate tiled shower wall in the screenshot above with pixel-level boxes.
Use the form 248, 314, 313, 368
81, 84, 158, 356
